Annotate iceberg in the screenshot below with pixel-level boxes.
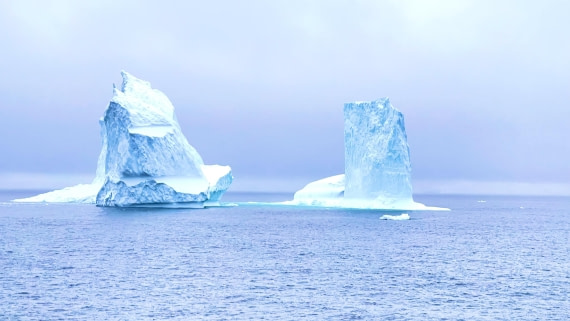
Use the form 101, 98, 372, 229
379, 213, 410, 220
15, 71, 232, 207
344, 98, 412, 202
288, 98, 445, 210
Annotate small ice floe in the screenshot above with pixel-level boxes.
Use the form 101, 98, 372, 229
379, 213, 410, 220
477, 200, 487, 203
520, 206, 525, 209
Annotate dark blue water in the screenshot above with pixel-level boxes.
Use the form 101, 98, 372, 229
1, 191, 569, 320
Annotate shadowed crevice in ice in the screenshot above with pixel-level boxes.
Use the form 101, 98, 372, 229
14, 71, 232, 207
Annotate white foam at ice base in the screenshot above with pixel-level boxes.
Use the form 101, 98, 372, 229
379, 213, 410, 220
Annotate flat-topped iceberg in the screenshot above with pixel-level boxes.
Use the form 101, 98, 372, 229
15, 71, 232, 207
286, 98, 445, 211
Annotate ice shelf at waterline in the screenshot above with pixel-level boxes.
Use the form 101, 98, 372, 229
284, 98, 446, 211
14, 71, 232, 207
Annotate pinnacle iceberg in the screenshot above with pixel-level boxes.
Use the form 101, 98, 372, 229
290, 98, 441, 210
15, 71, 232, 207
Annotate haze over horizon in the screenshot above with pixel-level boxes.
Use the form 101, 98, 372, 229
1, 0, 569, 195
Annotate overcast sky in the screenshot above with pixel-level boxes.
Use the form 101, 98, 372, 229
0, 0, 569, 194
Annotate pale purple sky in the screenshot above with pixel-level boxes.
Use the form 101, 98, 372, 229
0, 0, 569, 194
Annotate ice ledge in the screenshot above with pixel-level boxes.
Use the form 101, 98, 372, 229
12, 184, 100, 204
237, 200, 448, 211
281, 174, 449, 211
278, 199, 449, 211
128, 125, 174, 137
13, 164, 233, 207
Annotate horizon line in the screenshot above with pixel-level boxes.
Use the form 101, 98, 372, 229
0, 172, 569, 197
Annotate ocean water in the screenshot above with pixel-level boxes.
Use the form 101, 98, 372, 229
0, 191, 568, 320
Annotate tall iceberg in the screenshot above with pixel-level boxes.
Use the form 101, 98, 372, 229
291, 98, 439, 210
15, 71, 232, 207
344, 99, 412, 202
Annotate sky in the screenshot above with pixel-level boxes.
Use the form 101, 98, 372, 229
0, 0, 569, 195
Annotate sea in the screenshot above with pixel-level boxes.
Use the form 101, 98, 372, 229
0, 190, 568, 320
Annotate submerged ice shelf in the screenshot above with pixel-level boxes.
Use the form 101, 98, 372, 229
15, 71, 232, 207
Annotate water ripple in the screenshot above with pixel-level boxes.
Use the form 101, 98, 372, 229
0, 195, 568, 320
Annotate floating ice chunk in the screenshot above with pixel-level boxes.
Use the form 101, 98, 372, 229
379, 213, 410, 220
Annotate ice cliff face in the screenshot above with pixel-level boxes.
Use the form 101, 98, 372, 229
291, 98, 436, 210
15, 71, 232, 207
344, 98, 412, 202
96, 72, 206, 183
